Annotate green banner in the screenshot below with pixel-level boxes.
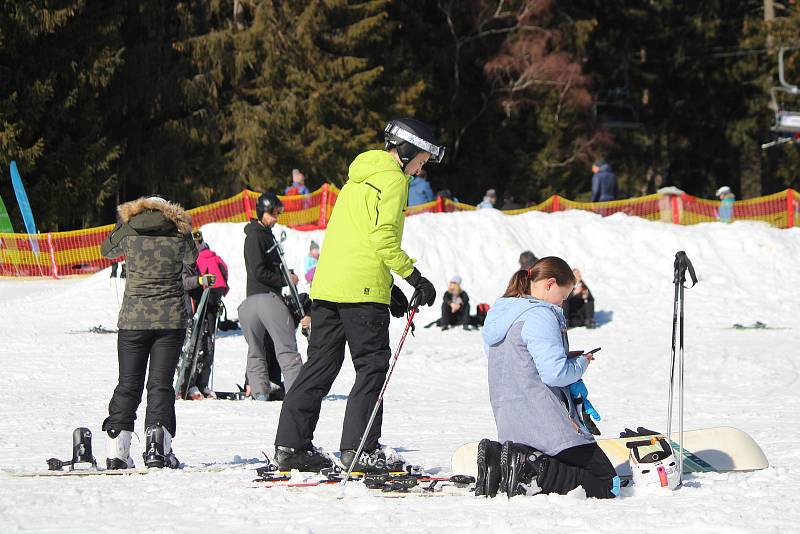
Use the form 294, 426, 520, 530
0, 193, 13, 233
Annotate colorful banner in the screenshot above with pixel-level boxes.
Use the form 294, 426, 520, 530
0, 193, 13, 233
9, 161, 38, 253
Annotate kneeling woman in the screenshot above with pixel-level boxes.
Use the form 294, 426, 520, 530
479, 256, 619, 498
100, 196, 198, 469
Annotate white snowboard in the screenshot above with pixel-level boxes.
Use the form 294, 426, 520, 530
451, 426, 769, 478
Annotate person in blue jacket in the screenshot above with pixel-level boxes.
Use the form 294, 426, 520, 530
591, 160, 618, 202
407, 169, 435, 206
475, 256, 619, 499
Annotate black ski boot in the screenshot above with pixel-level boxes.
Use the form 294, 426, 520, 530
71, 427, 97, 471
274, 445, 333, 472
475, 438, 502, 497
501, 441, 546, 498
340, 448, 405, 474
143, 424, 180, 469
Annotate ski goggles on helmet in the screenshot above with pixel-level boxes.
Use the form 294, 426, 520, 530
385, 123, 446, 163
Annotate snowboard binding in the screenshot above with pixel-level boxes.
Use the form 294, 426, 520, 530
46, 427, 98, 471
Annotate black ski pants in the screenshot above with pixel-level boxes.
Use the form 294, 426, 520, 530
441, 301, 470, 327
553, 442, 618, 499
103, 329, 184, 437
275, 300, 391, 451
564, 295, 595, 327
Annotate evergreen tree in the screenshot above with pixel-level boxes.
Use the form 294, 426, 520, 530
183, 0, 422, 193
0, 1, 124, 229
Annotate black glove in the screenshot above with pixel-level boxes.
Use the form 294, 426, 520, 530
405, 268, 436, 309
390, 285, 408, 318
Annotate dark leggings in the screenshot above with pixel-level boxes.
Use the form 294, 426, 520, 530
553, 442, 618, 499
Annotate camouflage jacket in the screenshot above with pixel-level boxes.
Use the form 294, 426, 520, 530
101, 197, 197, 330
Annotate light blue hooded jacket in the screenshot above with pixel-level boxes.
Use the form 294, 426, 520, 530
482, 296, 596, 455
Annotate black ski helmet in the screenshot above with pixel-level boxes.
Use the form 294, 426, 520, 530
384, 118, 446, 166
256, 192, 283, 219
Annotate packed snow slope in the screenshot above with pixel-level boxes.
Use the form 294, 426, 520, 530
2, 209, 799, 533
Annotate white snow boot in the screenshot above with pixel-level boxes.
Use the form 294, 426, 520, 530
105, 429, 135, 470
143, 424, 180, 469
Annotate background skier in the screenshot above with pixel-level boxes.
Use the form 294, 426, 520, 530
238, 192, 304, 401
440, 274, 470, 330
182, 229, 230, 400
591, 160, 618, 202
273, 118, 444, 472
100, 196, 197, 470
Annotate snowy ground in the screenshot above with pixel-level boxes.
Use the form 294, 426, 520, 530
1, 209, 799, 533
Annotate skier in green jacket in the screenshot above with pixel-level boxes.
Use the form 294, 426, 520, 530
274, 118, 445, 472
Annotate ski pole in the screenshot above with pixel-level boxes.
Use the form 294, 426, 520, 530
337, 307, 417, 499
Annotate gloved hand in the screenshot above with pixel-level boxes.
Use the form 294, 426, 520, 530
569, 379, 601, 421
404, 268, 436, 310
390, 285, 409, 318
199, 274, 217, 287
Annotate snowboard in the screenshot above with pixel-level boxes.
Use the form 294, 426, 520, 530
4, 460, 262, 478
174, 287, 211, 398
451, 426, 768, 478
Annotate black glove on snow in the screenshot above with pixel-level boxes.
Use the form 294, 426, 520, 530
405, 268, 436, 310
389, 285, 409, 318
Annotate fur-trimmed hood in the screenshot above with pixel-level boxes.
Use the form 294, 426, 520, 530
117, 197, 192, 235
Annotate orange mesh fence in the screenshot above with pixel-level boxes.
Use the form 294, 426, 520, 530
558, 194, 663, 221
1, 186, 797, 278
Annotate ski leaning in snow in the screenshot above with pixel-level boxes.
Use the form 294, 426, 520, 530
174, 286, 211, 399
451, 426, 769, 478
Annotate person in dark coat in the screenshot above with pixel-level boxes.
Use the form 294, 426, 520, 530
518, 250, 538, 271
441, 274, 470, 329
100, 196, 199, 470
238, 193, 304, 401
563, 268, 596, 328
591, 160, 618, 202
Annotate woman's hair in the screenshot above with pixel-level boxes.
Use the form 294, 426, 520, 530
502, 256, 576, 298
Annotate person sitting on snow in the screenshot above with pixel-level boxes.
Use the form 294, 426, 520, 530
563, 268, 596, 328
476, 257, 619, 499
440, 274, 471, 330
518, 250, 538, 271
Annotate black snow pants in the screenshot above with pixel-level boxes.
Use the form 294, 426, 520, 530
553, 442, 618, 499
564, 295, 595, 327
103, 329, 184, 437
441, 301, 470, 327
275, 300, 390, 451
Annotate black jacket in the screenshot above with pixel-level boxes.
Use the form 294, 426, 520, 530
243, 219, 286, 297
443, 289, 470, 309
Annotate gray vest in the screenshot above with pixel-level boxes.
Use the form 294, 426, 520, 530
487, 321, 595, 455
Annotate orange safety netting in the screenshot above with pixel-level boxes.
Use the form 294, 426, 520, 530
1, 186, 796, 278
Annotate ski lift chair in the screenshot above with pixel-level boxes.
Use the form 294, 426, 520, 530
762, 47, 800, 149
593, 62, 643, 130
593, 101, 643, 129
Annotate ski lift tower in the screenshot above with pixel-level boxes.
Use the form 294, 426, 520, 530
762, 47, 800, 149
